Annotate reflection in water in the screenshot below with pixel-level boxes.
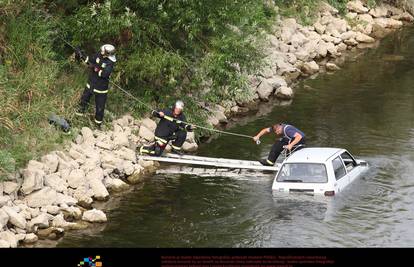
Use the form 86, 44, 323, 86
59, 27, 414, 247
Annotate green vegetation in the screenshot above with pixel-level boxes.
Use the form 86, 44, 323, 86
0, 0, 389, 179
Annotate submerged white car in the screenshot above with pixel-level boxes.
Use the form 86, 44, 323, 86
272, 147, 369, 196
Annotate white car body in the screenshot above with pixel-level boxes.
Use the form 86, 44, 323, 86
272, 147, 369, 196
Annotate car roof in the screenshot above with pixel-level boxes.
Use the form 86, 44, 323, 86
284, 147, 345, 164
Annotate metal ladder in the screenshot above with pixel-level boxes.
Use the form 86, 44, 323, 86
138, 153, 280, 172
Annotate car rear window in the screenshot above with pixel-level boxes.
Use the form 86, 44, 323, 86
276, 163, 328, 183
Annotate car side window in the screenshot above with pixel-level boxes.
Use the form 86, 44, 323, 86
332, 156, 346, 180
340, 152, 357, 172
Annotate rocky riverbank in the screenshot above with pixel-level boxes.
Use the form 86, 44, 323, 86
1, 1, 413, 248
206, 1, 414, 124
0, 116, 198, 247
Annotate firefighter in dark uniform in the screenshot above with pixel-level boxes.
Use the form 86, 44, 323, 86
139, 100, 194, 156
75, 44, 116, 129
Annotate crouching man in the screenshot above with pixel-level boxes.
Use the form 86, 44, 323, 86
139, 100, 195, 156
253, 123, 306, 166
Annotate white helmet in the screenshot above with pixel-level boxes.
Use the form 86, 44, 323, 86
174, 100, 184, 110
100, 44, 116, 62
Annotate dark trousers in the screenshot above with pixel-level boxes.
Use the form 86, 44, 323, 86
80, 86, 107, 124
267, 137, 306, 163
144, 130, 187, 156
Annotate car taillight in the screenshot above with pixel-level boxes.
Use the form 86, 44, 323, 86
324, 190, 335, 196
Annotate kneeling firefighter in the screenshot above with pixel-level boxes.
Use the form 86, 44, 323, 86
75, 44, 116, 129
140, 100, 195, 156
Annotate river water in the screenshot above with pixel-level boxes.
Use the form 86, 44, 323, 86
58, 27, 414, 247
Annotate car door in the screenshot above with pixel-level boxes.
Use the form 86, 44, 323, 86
332, 156, 348, 192
340, 151, 359, 183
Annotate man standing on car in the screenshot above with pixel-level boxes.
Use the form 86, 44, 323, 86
253, 123, 306, 166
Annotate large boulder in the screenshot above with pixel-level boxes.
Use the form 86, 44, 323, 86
347, 0, 368, 14
325, 18, 348, 35
301, 61, 320, 75
72, 187, 93, 209
0, 231, 17, 248
82, 209, 107, 223
326, 62, 341, 71
316, 40, 329, 58
123, 161, 135, 176
0, 209, 9, 229
23, 233, 38, 244
44, 173, 67, 193
355, 32, 375, 43
140, 118, 157, 132
280, 18, 298, 43
256, 79, 274, 100
211, 106, 227, 124
56, 193, 77, 206
105, 178, 129, 192
45, 205, 60, 215
68, 147, 86, 162
81, 127, 95, 145
66, 169, 86, 189
356, 14, 374, 24
340, 31, 356, 41
374, 18, 403, 29
336, 42, 348, 52
369, 5, 389, 18
2, 206, 26, 229
41, 154, 59, 174
0, 196, 10, 208
2, 181, 19, 195
113, 131, 129, 148
317, 1, 339, 15
268, 76, 288, 89
28, 213, 50, 230
182, 142, 198, 152
21, 167, 45, 195
275, 86, 293, 100
186, 131, 196, 144
86, 167, 104, 181
289, 32, 308, 48
115, 147, 136, 163
60, 206, 83, 221
88, 178, 109, 201
52, 214, 77, 229
25, 187, 58, 208
138, 126, 155, 142
344, 38, 359, 46
392, 12, 414, 22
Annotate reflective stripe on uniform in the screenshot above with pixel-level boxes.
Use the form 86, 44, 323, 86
140, 147, 155, 155
95, 119, 102, 124
86, 83, 90, 89
164, 115, 182, 124
164, 116, 174, 122
171, 145, 181, 150
155, 136, 168, 144
96, 57, 100, 63
267, 159, 274, 165
84, 56, 89, 63
98, 70, 103, 77
93, 89, 108, 94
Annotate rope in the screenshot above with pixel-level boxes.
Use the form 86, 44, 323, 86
41, 10, 259, 143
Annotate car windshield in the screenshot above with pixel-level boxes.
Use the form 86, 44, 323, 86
276, 163, 328, 183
